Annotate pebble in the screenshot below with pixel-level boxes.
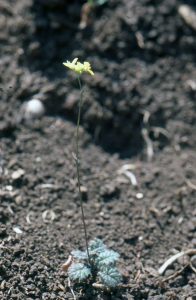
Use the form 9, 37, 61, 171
136, 192, 143, 199
13, 227, 23, 234
80, 186, 88, 193
11, 168, 25, 179
19, 99, 45, 121
178, 5, 196, 31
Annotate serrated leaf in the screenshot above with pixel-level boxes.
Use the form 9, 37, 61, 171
89, 239, 106, 254
97, 250, 119, 266
71, 250, 88, 259
98, 266, 121, 287
68, 263, 91, 280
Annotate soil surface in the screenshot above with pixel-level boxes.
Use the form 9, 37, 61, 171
1, 0, 196, 299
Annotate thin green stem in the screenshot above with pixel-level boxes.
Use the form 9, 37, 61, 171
75, 75, 91, 265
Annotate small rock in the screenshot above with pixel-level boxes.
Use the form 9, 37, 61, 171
15, 195, 22, 205
80, 186, 88, 193
5, 185, 13, 191
136, 192, 143, 199
178, 5, 196, 31
11, 168, 25, 180
18, 99, 45, 121
13, 227, 23, 234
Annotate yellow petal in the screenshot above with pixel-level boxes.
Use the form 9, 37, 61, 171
72, 58, 78, 64
88, 69, 94, 75
84, 62, 90, 67
63, 59, 94, 75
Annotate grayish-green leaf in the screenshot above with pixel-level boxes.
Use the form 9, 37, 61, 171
89, 238, 106, 255
98, 266, 121, 287
71, 250, 88, 259
68, 263, 91, 280
97, 250, 119, 266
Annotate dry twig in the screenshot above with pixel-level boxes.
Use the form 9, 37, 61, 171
141, 128, 154, 162
186, 179, 196, 190
158, 249, 196, 275
162, 263, 189, 282
68, 277, 76, 300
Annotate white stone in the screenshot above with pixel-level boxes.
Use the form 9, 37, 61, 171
24, 99, 45, 120
11, 168, 25, 179
13, 227, 23, 234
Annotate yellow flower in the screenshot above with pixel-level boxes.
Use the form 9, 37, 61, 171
63, 58, 94, 76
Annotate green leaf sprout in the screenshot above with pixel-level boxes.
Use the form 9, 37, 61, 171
68, 238, 121, 288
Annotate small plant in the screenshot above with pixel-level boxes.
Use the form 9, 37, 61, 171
68, 238, 121, 288
62, 59, 121, 289
63, 58, 94, 266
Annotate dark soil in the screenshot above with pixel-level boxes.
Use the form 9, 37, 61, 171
1, 0, 196, 299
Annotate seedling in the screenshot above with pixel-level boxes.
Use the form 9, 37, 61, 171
67, 238, 121, 288
63, 58, 121, 289
63, 58, 94, 266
